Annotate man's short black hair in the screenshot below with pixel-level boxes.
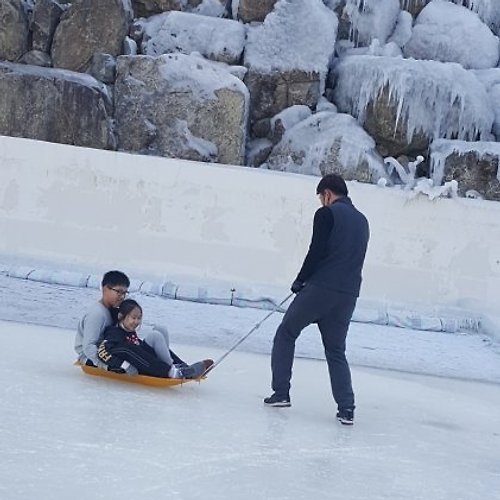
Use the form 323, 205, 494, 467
101, 270, 130, 288
316, 174, 348, 197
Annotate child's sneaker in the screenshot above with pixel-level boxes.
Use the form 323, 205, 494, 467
168, 363, 194, 379
185, 359, 214, 379
168, 359, 214, 379
263, 393, 291, 407
336, 408, 354, 425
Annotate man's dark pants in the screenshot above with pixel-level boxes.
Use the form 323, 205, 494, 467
271, 283, 357, 410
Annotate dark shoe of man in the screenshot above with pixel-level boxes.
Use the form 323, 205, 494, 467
263, 393, 291, 407
336, 408, 354, 425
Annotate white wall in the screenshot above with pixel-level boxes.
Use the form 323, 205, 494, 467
1, 135, 500, 322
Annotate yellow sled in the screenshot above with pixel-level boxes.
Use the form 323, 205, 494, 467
75, 362, 204, 387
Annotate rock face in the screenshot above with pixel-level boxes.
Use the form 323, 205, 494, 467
51, 0, 133, 72
244, 0, 337, 131
31, 0, 64, 53
0, 0, 29, 62
132, 0, 182, 17
237, 0, 278, 23
265, 111, 386, 182
114, 54, 249, 165
430, 140, 500, 201
244, 69, 321, 130
0, 62, 115, 150
19, 50, 52, 67
141, 11, 246, 64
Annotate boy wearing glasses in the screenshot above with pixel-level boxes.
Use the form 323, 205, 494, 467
75, 270, 130, 369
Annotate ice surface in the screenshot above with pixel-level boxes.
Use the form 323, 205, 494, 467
0, 319, 499, 500
1, 274, 497, 382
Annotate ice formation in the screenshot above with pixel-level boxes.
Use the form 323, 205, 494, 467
333, 55, 495, 144
430, 139, 500, 185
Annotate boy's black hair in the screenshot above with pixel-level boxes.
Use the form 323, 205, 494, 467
316, 174, 348, 197
118, 299, 142, 318
101, 270, 130, 288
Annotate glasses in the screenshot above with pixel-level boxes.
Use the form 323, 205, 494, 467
109, 287, 129, 297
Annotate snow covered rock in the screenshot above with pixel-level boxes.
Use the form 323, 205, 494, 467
451, 0, 500, 36
388, 10, 413, 48
132, 0, 182, 18
430, 139, 500, 200
264, 111, 386, 182
404, 1, 500, 70
269, 105, 312, 144
186, 0, 226, 18
333, 55, 494, 157
30, 0, 64, 53
243, 0, 337, 129
0, 62, 114, 150
140, 11, 246, 64
0, 0, 29, 62
114, 53, 249, 165
51, 0, 133, 72
236, 0, 278, 23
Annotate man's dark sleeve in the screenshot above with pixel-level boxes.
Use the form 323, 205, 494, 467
296, 206, 334, 283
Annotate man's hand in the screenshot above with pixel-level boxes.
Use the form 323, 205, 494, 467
291, 280, 305, 294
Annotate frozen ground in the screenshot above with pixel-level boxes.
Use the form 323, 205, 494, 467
1, 275, 500, 383
1, 275, 500, 500
1, 319, 500, 500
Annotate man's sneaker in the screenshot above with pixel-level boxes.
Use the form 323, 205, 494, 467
263, 393, 291, 407
336, 408, 354, 425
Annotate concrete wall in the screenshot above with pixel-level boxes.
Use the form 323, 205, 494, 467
1, 135, 500, 321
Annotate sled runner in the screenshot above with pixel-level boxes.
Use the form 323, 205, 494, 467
75, 362, 204, 387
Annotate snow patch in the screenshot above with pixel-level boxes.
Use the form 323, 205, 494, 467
140, 11, 246, 64
156, 53, 249, 102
